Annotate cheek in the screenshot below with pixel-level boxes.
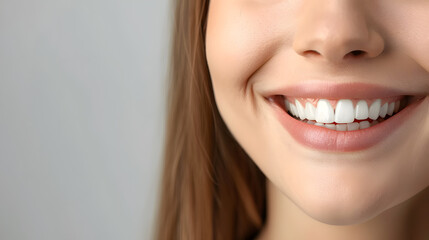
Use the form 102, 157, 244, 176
377, 3, 429, 171
205, 0, 300, 182
205, 0, 296, 148
375, 1, 429, 71
206, 2, 253, 92
401, 14, 429, 71
205, 0, 295, 95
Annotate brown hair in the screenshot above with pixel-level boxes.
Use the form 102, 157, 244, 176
155, 0, 266, 239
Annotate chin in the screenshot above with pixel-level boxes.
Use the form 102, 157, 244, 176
283, 172, 399, 226
297, 196, 385, 226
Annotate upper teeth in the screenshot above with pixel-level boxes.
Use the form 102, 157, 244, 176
285, 98, 401, 124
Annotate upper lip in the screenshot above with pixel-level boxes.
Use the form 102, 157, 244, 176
262, 81, 424, 99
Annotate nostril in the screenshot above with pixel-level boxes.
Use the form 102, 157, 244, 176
351, 50, 365, 56
302, 50, 321, 57
346, 50, 366, 58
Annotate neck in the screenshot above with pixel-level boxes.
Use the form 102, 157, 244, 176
257, 181, 429, 240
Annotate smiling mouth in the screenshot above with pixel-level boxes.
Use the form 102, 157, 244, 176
269, 95, 423, 131
263, 81, 427, 151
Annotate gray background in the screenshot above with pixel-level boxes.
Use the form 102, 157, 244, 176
0, 0, 170, 239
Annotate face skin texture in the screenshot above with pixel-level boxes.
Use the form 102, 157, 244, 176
205, 0, 429, 239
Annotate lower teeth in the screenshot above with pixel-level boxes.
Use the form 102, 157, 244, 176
303, 119, 381, 131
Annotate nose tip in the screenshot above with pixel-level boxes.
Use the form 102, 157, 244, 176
292, 1, 385, 63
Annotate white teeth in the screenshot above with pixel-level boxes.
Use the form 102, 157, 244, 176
370, 120, 379, 127
290, 103, 298, 117
387, 102, 395, 116
347, 122, 360, 131
315, 99, 335, 123
335, 99, 354, 123
285, 100, 291, 112
359, 121, 370, 129
305, 102, 316, 120
295, 99, 306, 120
379, 102, 388, 118
355, 100, 369, 120
286, 97, 402, 129
394, 101, 400, 113
336, 124, 347, 131
368, 99, 381, 120
312, 121, 379, 131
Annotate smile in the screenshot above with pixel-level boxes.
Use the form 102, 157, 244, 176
282, 96, 405, 131
266, 82, 426, 152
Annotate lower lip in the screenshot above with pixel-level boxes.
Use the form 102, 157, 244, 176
272, 98, 425, 152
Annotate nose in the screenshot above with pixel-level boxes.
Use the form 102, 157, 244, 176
292, 0, 385, 63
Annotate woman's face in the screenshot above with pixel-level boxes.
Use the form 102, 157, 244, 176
205, 0, 429, 224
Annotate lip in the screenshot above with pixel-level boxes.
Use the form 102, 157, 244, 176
266, 82, 426, 152
264, 81, 413, 99
271, 98, 424, 152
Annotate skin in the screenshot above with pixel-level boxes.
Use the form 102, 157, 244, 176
205, 0, 429, 239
